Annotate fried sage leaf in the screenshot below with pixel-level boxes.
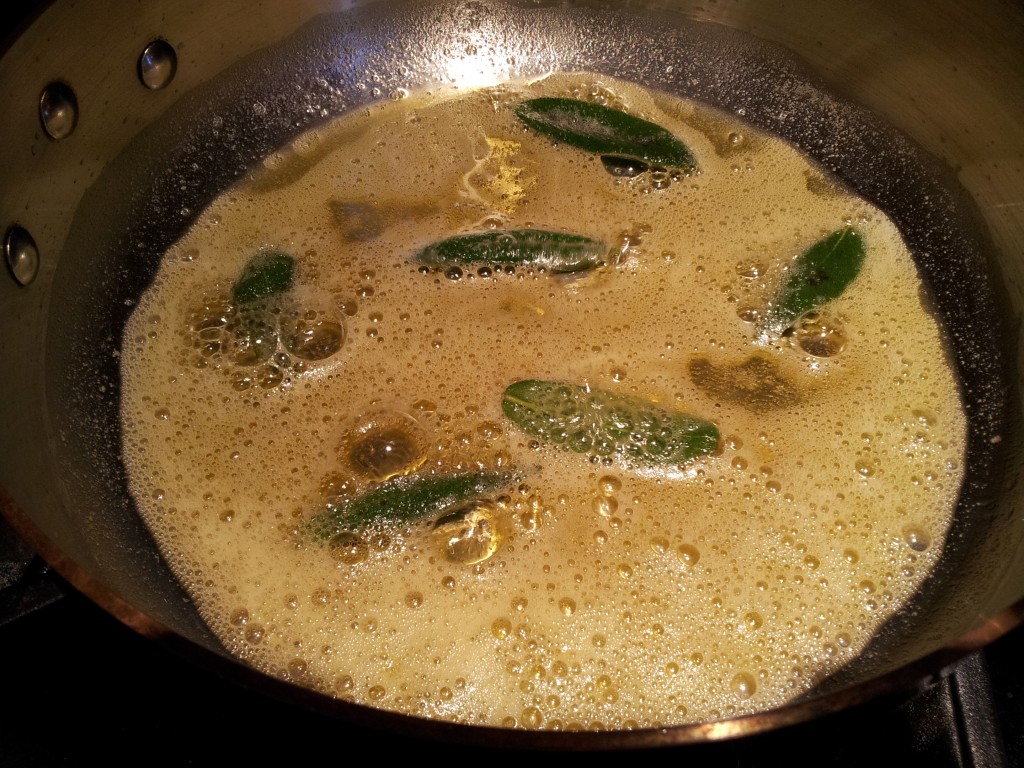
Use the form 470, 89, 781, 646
502, 380, 719, 465
688, 354, 801, 412
306, 471, 514, 538
760, 227, 865, 337
416, 229, 606, 274
232, 251, 295, 304
515, 97, 696, 170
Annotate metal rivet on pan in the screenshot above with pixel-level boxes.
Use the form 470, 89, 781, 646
39, 81, 79, 140
4, 225, 39, 286
138, 39, 177, 90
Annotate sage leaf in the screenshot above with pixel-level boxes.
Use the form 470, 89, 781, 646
416, 229, 606, 274
688, 354, 801, 412
760, 227, 865, 337
502, 380, 719, 466
232, 251, 295, 304
515, 97, 696, 170
305, 470, 514, 538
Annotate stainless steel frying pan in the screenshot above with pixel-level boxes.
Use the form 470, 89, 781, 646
1, 0, 1022, 749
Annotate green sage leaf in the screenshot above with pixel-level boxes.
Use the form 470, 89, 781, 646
305, 471, 514, 538
502, 380, 719, 466
760, 227, 865, 337
232, 251, 295, 304
515, 97, 696, 170
416, 229, 606, 274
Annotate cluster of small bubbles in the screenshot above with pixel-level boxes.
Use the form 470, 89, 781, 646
320, 471, 354, 499
187, 291, 344, 392
730, 672, 757, 700
287, 658, 309, 680
344, 412, 427, 482
330, 531, 369, 564
280, 305, 345, 360
737, 306, 760, 323
912, 408, 937, 427
735, 261, 763, 281
592, 493, 618, 518
433, 499, 505, 564
742, 612, 763, 632
854, 459, 876, 478
790, 311, 847, 358
903, 526, 931, 552
517, 494, 548, 531
612, 224, 652, 266
521, 707, 544, 728
492, 617, 512, 639
335, 675, 355, 695
677, 543, 701, 569
650, 536, 670, 555
649, 167, 684, 190
567, 82, 625, 111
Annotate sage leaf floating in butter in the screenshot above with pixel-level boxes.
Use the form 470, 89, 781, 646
502, 380, 719, 466
760, 226, 865, 338
232, 251, 295, 304
515, 97, 696, 171
305, 470, 514, 539
416, 229, 607, 274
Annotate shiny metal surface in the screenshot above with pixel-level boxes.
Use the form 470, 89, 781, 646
0, 0, 1021, 748
38, 79, 77, 140
137, 39, 177, 90
3, 224, 38, 286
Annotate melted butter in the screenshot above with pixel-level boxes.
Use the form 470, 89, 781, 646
119, 73, 966, 728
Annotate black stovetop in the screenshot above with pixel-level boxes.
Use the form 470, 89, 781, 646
1, 517, 1022, 765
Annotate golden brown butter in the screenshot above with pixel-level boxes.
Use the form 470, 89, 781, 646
119, 74, 965, 728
